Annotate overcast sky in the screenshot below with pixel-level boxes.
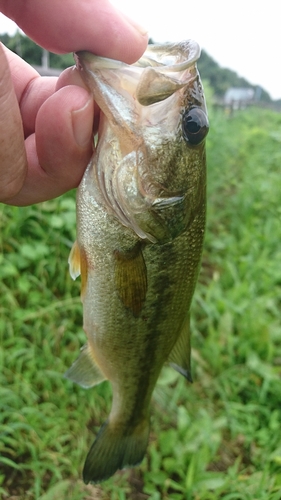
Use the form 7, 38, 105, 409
1, 0, 280, 100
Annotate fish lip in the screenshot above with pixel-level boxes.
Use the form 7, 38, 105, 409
74, 50, 125, 73
74, 39, 201, 74
137, 39, 201, 73
73, 51, 83, 70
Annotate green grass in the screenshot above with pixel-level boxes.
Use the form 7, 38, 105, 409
1, 105, 281, 499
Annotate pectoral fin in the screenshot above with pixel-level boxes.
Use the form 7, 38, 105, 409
168, 313, 193, 382
114, 243, 147, 317
68, 241, 88, 300
64, 344, 106, 388
68, 241, 81, 280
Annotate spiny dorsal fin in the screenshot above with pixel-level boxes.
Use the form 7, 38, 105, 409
64, 344, 106, 388
114, 243, 147, 317
168, 313, 193, 382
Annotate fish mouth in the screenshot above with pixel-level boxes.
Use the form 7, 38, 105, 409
134, 39, 201, 73
74, 40, 201, 106
75, 39, 200, 73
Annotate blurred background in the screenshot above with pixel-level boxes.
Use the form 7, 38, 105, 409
0, 2, 281, 499
1, 0, 281, 101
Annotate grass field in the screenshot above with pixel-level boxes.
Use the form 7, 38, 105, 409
1, 104, 281, 499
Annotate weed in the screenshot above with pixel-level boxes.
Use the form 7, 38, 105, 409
1, 106, 281, 498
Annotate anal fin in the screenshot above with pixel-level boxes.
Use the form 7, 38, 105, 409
168, 313, 193, 382
64, 344, 106, 388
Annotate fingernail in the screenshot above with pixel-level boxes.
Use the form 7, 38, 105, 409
130, 19, 148, 36
122, 12, 148, 36
72, 97, 94, 148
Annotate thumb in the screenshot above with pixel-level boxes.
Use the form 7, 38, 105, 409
0, 43, 27, 201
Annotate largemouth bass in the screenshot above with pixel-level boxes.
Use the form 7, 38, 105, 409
67, 40, 209, 484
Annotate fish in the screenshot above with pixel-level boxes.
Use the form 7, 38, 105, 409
66, 40, 209, 484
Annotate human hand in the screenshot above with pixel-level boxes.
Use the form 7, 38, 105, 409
0, 0, 148, 205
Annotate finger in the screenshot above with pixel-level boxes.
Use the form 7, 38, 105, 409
0, 43, 27, 201
57, 67, 100, 134
2, 45, 58, 137
21, 75, 57, 137
3, 47, 95, 139
0, 0, 148, 63
5, 85, 94, 206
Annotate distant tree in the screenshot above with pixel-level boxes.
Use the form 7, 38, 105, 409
198, 49, 271, 102
0, 32, 74, 69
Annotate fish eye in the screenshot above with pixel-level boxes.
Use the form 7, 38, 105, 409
182, 107, 209, 145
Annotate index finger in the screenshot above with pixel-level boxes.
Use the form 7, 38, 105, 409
0, 0, 148, 63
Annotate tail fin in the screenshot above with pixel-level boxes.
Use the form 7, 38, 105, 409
83, 418, 150, 484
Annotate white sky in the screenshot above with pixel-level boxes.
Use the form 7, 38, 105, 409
1, 0, 280, 100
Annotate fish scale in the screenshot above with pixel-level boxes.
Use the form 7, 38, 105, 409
66, 40, 209, 484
